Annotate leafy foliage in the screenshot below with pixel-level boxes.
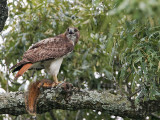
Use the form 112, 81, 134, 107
0, 0, 160, 119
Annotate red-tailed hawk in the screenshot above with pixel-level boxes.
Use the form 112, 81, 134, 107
11, 27, 80, 84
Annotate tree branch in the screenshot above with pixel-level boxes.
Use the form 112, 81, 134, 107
0, 85, 159, 119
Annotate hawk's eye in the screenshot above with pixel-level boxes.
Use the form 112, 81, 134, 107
74, 29, 78, 32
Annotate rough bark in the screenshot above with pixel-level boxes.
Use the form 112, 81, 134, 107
0, 0, 8, 32
0, 85, 159, 119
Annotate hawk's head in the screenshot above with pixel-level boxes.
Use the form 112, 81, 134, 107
65, 27, 80, 45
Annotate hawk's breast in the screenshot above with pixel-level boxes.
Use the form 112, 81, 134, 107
43, 57, 63, 76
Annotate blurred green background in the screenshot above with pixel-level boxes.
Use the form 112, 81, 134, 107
0, 0, 160, 119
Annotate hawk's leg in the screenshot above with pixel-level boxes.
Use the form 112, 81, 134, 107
53, 75, 59, 84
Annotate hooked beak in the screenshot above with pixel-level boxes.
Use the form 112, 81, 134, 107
68, 28, 74, 34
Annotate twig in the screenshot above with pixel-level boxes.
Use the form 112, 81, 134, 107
9, 79, 27, 86
128, 87, 141, 99
151, 113, 160, 119
125, 69, 133, 94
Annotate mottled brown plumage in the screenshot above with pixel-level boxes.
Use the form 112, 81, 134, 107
11, 27, 80, 81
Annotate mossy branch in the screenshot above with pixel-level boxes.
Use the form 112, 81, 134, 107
0, 83, 159, 119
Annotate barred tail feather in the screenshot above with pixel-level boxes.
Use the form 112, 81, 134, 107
15, 63, 32, 80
